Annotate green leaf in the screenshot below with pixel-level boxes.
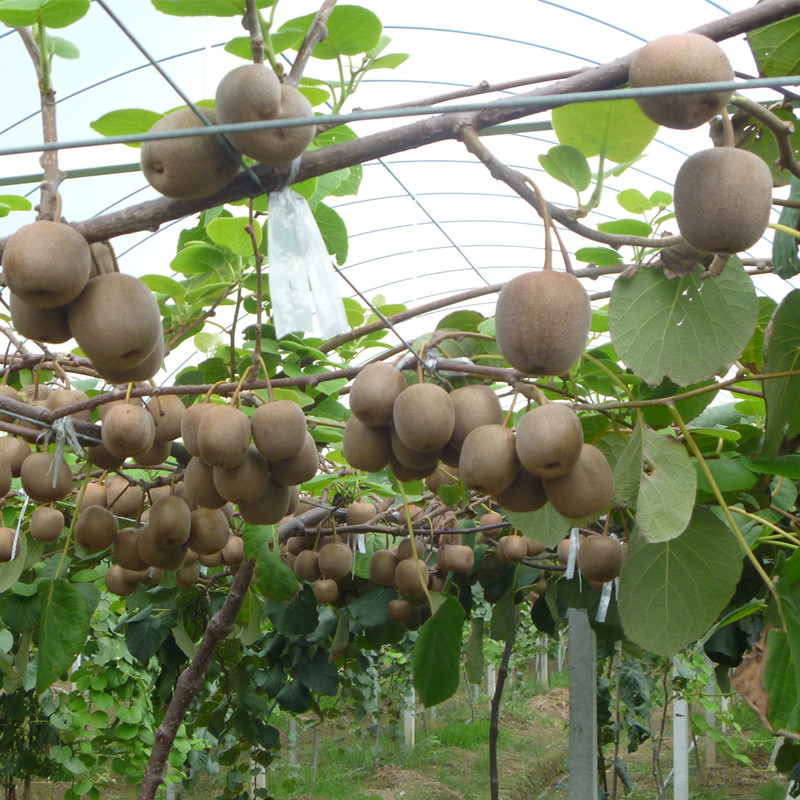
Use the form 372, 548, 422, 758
0, 531, 27, 592
367, 52, 409, 71
695, 452, 759, 496
0, 629, 13, 653
618, 507, 743, 656
574, 247, 623, 266
746, 109, 800, 187
126, 613, 173, 663
612, 425, 643, 509
314, 5, 382, 58
748, 14, 800, 77
0, 0, 90, 28
226, 30, 304, 60
743, 455, 800, 479
638, 378, 719, 430
616, 188, 653, 214
276, 680, 312, 712
504, 504, 571, 548
266, 584, 319, 637
489, 584, 517, 643
207, 216, 260, 256
764, 573, 800, 732
650, 191, 672, 209
90, 109, 162, 147
0, 194, 31, 212
537, 145, 591, 191
296, 650, 339, 695
170, 242, 227, 276
37, 578, 91, 693
151, 0, 271, 16
346, 585, 396, 627
140, 274, 185, 301
763, 290, 800, 456
49, 35, 79, 59
464, 617, 485, 685
597, 219, 653, 237
412, 594, 466, 707
242, 525, 297, 601
741, 296, 777, 371
312, 202, 348, 265
552, 98, 658, 163
436, 309, 484, 332
608, 258, 757, 386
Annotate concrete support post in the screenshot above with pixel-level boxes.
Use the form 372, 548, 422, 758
568, 608, 597, 800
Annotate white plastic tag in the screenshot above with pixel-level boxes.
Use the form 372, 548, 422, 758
596, 580, 613, 623
565, 527, 579, 580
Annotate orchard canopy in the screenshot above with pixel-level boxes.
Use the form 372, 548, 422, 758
2, 0, 800, 798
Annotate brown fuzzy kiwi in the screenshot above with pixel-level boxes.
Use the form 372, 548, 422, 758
394, 558, 428, 595
424, 465, 459, 497
105, 478, 144, 519
180, 402, 209, 456
44, 389, 91, 423
314, 578, 339, 604
99, 338, 165, 386
392, 383, 455, 453
198, 550, 224, 568
113, 527, 149, 571
459, 423, 520, 496
369, 549, 398, 586
133, 439, 172, 467
105, 564, 140, 597
68, 273, 163, 378
294, 549, 321, 582
388, 598, 412, 623
673, 148, 773, 254
390, 427, 442, 471
101, 403, 156, 459
251, 400, 307, 461
0, 385, 22, 425
557, 534, 583, 565
183, 456, 227, 510
20, 452, 72, 502
441, 543, 474, 574
146, 394, 186, 442
3, 220, 91, 308
0, 527, 19, 562
346, 502, 376, 526
448, 384, 503, 450
221, 536, 244, 566
269, 432, 318, 486
30, 506, 64, 542
19, 384, 50, 402
526, 538, 545, 558
9, 293, 71, 343
498, 535, 529, 563
176, 562, 200, 590
140, 106, 239, 199
629, 33, 733, 130
74, 505, 118, 553
543, 444, 614, 520
147, 495, 192, 549
349, 362, 408, 427
515, 403, 583, 479
317, 542, 353, 580
396, 536, 425, 561
0, 459, 11, 498
494, 468, 548, 513
342, 415, 392, 472
212, 446, 270, 504
389, 455, 437, 483
137, 567, 165, 586
187, 507, 230, 555
479, 511, 505, 538
286, 485, 300, 516
196, 404, 252, 468
138, 529, 188, 570
86, 442, 125, 472
495, 270, 590, 375
238, 479, 292, 525
78, 482, 108, 511
99, 396, 143, 422
577, 535, 624, 582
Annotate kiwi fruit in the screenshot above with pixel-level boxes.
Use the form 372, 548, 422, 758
346, 501, 376, 526
498, 534, 528, 563
138, 529, 188, 570
113, 526, 148, 571
105, 564, 140, 597
577, 534, 624, 582
221, 535, 244, 566
342, 415, 392, 472
397, 536, 425, 561
494, 467, 548, 513
3, 220, 91, 308
146, 394, 186, 442
318, 542, 353, 580
20, 452, 72, 502
673, 147, 773, 254
369, 549, 398, 585
0, 527, 20, 562
78, 481, 108, 510
213, 446, 270, 504
294, 549, 321, 582
216, 65, 315, 166
459, 423, 520, 496
102, 403, 156, 459
196, 404, 252, 468
479, 510, 505, 537
251, 400, 307, 460
99, 338, 164, 386
448, 384, 503, 450
181, 402, 210, 457
395, 557, 428, 596
183, 456, 227, 510
0, 459, 11, 498
74, 505, 118, 553
140, 106, 240, 199
544, 444, 614, 520
393, 383, 455, 453
440, 543, 474, 573
44, 389, 91, 423
425, 465, 459, 497
238, 479, 291, 525
390, 427, 442, 471
86, 442, 125, 471
495, 270, 591, 375
198, 550, 224, 568
99, 396, 142, 422
105, 478, 144, 519
269, 432, 319, 486
147, 495, 192, 549
526, 538, 545, 558
9, 293, 71, 343
516, 403, 583, 479
629, 33, 734, 130
388, 598, 412, 623
176, 562, 200, 590
19, 384, 50, 402
30, 506, 64, 542
187, 507, 230, 555
68, 273, 163, 378
389, 455, 436, 482
314, 578, 339, 604
133, 439, 172, 467
349, 362, 408, 427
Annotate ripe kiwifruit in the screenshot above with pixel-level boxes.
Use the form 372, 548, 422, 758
0, 386, 21, 425
19, 384, 49, 402
294, 549, 321, 582
349, 362, 408, 427
448, 384, 503, 450
198, 550, 224, 567
147, 495, 192, 549
516, 403, 583, 479
425, 465, 460, 498
498, 535, 528, 563
213, 446, 269, 504
526, 537, 545, 558
369, 549, 398, 585
99, 396, 143, 422
138, 529, 188, 570
74, 505, 118, 553
440, 543, 474, 574
318, 542, 353, 580
390, 427, 442, 471
342, 415, 392, 472
459, 423, 520, 496
392, 383, 455, 453
238, 479, 292, 525
221, 535, 244, 565
0, 459, 11, 498
196, 404, 252, 468
140, 106, 240, 199
183, 457, 227, 510
9, 293, 71, 343
577, 534, 624, 582
99, 338, 165, 385
86, 442, 125, 471
44, 388, 91, 424
3, 220, 90, 308
251, 400, 307, 460
629, 33, 733, 130
346, 502, 376, 526
314, 578, 339, 604
105, 478, 144, 518
68, 273, 163, 377
396, 536, 425, 561
181, 402, 210, 457
544, 444, 614, 520
269, 432, 318, 486
30, 506, 64, 542
20, 452, 72, 502
388, 598, 412, 623
495, 270, 591, 375
113, 526, 148, 571
105, 563, 140, 597
176, 562, 200, 590
389, 455, 437, 481
146, 394, 186, 442
395, 557, 428, 595
102, 403, 156, 459
78, 481, 108, 510
187, 507, 230, 555
216, 65, 315, 166
479, 510, 505, 537
494, 467, 547, 513
133, 438, 172, 467
673, 147, 773, 254
0, 527, 19, 562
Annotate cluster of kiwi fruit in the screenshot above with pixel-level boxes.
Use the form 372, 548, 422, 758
2, 226, 164, 383
629, 33, 773, 255
141, 63, 315, 200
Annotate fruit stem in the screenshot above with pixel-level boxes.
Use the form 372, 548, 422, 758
231, 364, 254, 408
522, 176, 553, 270
55, 471, 92, 580
204, 380, 227, 404
398, 481, 434, 609
720, 109, 735, 149
243, 0, 265, 65
769, 222, 800, 241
